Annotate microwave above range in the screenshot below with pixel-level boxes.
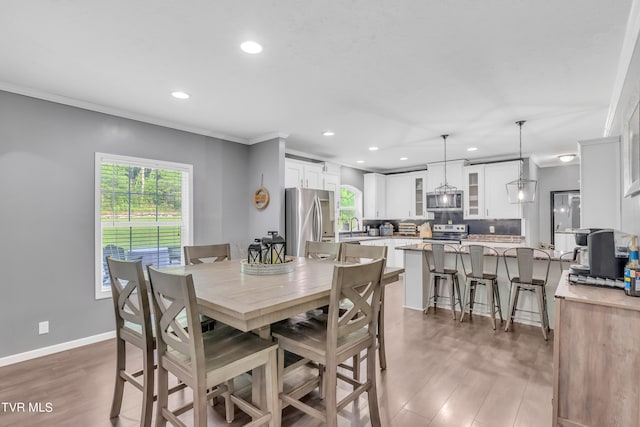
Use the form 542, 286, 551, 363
426, 191, 463, 212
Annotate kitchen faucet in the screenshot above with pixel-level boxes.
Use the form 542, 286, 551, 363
349, 217, 360, 237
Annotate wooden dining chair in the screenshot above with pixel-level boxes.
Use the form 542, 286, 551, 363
147, 266, 280, 427
105, 257, 155, 427
304, 241, 341, 261
183, 243, 231, 264
183, 243, 232, 332
340, 243, 389, 378
272, 259, 385, 427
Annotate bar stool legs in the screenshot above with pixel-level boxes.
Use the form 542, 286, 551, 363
424, 272, 463, 320
460, 278, 503, 330
505, 283, 550, 340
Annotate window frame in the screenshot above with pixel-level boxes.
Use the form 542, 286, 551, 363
94, 152, 193, 300
338, 185, 363, 232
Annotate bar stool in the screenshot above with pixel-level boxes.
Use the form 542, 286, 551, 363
503, 247, 552, 340
459, 245, 503, 329
423, 243, 463, 320
558, 250, 576, 274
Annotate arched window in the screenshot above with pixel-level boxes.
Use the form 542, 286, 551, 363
339, 185, 363, 231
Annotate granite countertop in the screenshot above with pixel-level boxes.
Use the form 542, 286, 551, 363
339, 233, 524, 243
397, 243, 566, 261
465, 234, 525, 243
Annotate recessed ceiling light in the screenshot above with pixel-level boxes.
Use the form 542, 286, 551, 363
467, 147, 478, 152
558, 154, 576, 162
171, 91, 190, 100
240, 41, 263, 54
400, 157, 408, 161
356, 160, 365, 164
323, 131, 335, 136
368, 146, 379, 151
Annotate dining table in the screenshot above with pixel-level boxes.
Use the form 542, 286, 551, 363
159, 256, 404, 409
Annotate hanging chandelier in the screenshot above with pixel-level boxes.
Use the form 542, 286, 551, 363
506, 120, 537, 203
434, 134, 459, 206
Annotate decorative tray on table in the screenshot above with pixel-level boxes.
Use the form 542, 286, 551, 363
240, 257, 297, 275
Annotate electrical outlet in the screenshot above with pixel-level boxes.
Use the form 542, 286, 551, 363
39, 321, 49, 335
489, 226, 495, 234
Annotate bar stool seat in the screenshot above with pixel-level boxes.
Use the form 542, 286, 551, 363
459, 245, 503, 330
423, 243, 463, 320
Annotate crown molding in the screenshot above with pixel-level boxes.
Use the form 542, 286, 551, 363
0, 81, 249, 144
249, 132, 289, 144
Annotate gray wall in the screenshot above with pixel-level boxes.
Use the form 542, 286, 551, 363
248, 138, 286, 244
610, 24, 640, 236
537, 165, 580, 244
340, 166, 366, 192
0, 91, 252, 357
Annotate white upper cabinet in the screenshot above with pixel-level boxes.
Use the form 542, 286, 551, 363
323, 173, 340, 193
364, 173, 387, 219
285, 160, 305, 188
464, 165, 485, 219
285, 159, 340, 192
426, 160, 464, 193
463, 161, 522, 219
304, 163, 323, 189
385, 171, 428, 219
484, 161, 521, 219
386, 174, 413, 219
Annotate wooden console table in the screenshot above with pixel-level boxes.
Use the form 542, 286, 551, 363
553, 272, 640, 426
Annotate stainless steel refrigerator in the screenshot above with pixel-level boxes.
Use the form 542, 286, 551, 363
285, 188, 336, 256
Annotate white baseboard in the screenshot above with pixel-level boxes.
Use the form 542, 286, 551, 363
0, 331, 116, 368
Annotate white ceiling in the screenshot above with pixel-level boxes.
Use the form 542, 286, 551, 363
0, 1, 632, 171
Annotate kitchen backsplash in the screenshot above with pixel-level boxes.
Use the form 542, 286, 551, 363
363, 215, 521, 236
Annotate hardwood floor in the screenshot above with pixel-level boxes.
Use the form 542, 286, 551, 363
0, 278, 553, 426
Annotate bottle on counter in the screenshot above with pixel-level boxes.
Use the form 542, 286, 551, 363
624, 235, 640, 297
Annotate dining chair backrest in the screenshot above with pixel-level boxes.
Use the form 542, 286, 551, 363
340, 243, 387, 263
184, 243, 231, 265
503, 247, 551, 285
147, 266, 205, 376
305, 241, 341, 261
106, 257, 153, 348
460, 245, 499, 278
424, 243, 458, 273
326, 259, 385, 354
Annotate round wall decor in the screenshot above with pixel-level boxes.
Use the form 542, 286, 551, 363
253, 187, 270, 209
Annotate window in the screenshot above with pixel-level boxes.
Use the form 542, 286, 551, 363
338, 185, 363, 231
95, 153, 193, 299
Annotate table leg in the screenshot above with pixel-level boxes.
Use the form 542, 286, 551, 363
252, 325, 271, 409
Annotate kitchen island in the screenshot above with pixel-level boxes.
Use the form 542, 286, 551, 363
398, 243, 566, 327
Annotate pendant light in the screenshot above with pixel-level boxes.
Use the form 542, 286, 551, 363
434, 134, 458, 206
506, 120, 537, 203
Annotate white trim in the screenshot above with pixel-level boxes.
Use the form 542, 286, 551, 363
249, 132, 289, 144
0, 81, 249, 144
0, 331, 116, 368
95, 152, 194, 299
604, 0, 640, 136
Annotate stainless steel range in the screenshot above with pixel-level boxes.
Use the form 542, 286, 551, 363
423, 224, 468, 244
